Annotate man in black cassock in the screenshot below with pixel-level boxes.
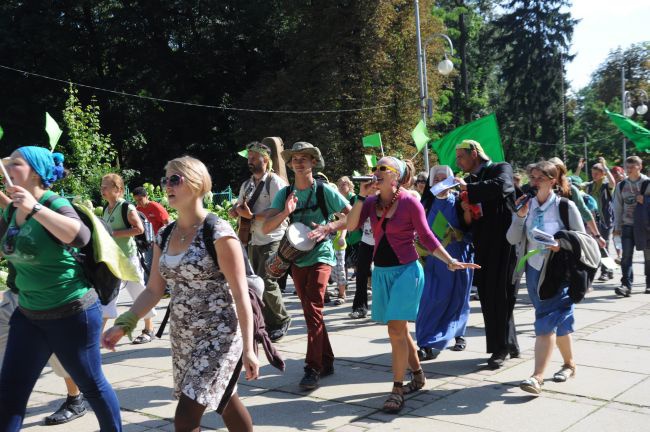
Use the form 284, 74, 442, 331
455, 140, 519, 369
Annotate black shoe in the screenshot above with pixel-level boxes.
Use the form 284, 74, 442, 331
44, 395, 87, 425
417, 347, 439, 361
597, 273, 609, 282
608, 271, 614, 280
487, 351, 508, 370
299, 367, 320, 390
509, 347, 521, 359
646, 288, 650, 294
269, 319, 292, 342
615, 286, 632, 297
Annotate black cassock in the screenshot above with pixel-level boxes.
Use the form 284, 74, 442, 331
465, 161, 519, 354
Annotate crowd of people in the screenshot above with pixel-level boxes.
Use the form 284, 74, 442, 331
0, 137, 644, 430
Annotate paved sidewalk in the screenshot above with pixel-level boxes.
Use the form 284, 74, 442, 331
17, 251, 650, 432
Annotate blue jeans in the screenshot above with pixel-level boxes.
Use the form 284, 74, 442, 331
621, 225, 650, 289
0, 301, 122, 431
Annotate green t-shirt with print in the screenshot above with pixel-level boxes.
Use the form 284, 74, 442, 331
103, 199, 137, 257
2, 191, 91, 310
271, 181, 349, 267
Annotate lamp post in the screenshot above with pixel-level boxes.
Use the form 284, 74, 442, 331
621, 61, 648, 161
414, 0, 454, 173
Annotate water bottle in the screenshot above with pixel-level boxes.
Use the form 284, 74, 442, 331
613, 234, 622, 251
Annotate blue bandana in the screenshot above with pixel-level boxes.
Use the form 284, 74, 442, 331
386, 156, 406, 180
17, 146, 56, 188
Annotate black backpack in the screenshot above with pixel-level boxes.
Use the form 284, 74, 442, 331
121, 202, 154, 254
281, 179, 330, 223
6, 194, 122, 305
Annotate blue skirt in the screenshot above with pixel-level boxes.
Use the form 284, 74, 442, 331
371, 261, 424, 324
526, 264, 575, 336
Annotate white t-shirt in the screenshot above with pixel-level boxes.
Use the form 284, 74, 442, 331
361, 218, 375, 245
237, 172, 288, 245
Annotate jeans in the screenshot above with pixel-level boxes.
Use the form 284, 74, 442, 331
598, 221, 613, 273
352, 242, 373, 312
248, 241, 290, 331
620, 225, 650, 289
0, 302, 122, 431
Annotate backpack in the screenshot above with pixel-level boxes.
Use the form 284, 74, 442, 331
281, 179, 330, 223
155, 213, 264, 337
6, 194, 123, 305
121, 201, 154, 254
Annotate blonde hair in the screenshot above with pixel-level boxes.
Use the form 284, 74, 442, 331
164, 156, 212, 196
102, 173, 125, 196
337, 176, 354, 193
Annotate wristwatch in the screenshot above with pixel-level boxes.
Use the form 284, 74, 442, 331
28, 203, 43, 219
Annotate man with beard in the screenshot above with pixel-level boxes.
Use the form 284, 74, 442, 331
229, 141, 291, 341
455, 140, 519, 369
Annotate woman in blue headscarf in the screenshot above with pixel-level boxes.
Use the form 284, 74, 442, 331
0, 146, 122, 431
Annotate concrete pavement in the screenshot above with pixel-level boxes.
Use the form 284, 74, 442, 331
16, 250, 650, 432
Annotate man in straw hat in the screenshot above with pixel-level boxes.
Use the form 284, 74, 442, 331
455, 139, 519, 369
229, 141, 292, 342
263, 141, 351, 390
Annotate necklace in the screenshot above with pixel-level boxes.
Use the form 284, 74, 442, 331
376, 187, 401, 211
175, 222, 201, 243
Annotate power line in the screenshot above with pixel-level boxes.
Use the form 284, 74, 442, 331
0, 64, 417, 114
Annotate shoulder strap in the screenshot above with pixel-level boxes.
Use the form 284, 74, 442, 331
246, 179, 265, 209
265, 173, 273, 195
618, 180, 626, 194
159, 221, 176, 251
202, 213, 255, 276
559, 197, 571, 231
120, 200, 131, 227
316, 180, 329, 221
641, 180, 650, 196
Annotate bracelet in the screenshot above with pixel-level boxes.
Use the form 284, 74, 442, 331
447, 258, 458, 268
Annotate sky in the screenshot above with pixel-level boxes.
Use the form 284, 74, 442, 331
566, 0, 650, 91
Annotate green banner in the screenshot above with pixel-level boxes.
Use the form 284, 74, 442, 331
431, 113, 504, 171
605, 110, 650, 152
431, 211, 449, 239
362, 132, 382, 148
238, 149, 248, 158
0, 125, 3, 141
411, 120, 430, 152
365, 154, 377, 168
45, 112, 63, 151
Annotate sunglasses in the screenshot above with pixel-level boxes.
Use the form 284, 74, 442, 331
161, 174, 184, 188
416, 179, 427, 184
371, 165, 399, 175
2, 226, 20, 255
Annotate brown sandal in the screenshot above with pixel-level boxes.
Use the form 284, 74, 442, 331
553, 364, 576, 382
403, 368, 426, 394
382, 383, 404, 414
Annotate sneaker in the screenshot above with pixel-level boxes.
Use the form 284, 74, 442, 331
44, 395, 87, 425
597, 273, 609, 282
348, 308, 368, 319
269, 319, 292, 342
299, 367, 320, 390
645, 288, 650, 294
607, 271, 614, 280
615, 286, 632, 297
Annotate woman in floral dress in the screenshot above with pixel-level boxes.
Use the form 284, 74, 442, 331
102, 156, 259, 432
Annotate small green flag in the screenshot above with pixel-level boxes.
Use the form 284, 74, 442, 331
431, 113, 504, 172
362, 133, 382, 148
365, 154, 377, 168
0, 125, 3, 141
431, 211, 449, 239
411, 120, 430, 152
604, 110, 650, 152
45, 112, 62, 151
516, 249, 542, 273
238, 149, 248, 158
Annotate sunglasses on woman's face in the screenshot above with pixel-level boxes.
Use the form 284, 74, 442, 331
371, 165, 399, 175
161, 174, 184, 188
2, 226, 20, 255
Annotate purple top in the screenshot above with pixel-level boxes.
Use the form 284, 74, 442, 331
356, 192, 441, 264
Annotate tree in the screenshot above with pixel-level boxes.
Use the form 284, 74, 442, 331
490, 0, 577, 164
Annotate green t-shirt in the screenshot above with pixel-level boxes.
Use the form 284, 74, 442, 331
103, 199, 137, 257
271, 182, 349, 267
2, 191, 91, 310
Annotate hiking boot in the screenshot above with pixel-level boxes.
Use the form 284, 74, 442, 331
615, 286, 632, 297
44, 394, 87, 425
299, 367, 320, 390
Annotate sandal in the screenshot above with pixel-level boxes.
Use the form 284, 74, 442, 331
519, 376, 543, 395
132, 329, 154, 345
382, 383, 404, 414
553, 364, 576, 382
403, 368, 426, 394
451, 336, 466, 351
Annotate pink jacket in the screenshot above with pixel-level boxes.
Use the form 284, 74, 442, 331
357, 192, 440, 264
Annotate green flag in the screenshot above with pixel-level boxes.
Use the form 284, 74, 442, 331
431, 211, 449, 239
45, 112, 62, 150
411, 120, 430, 152
0, 125, 3, 141
238, 149, 248, 158
364, 154, 377, 168
362, 132, 382, 148
431, 113, 504, 171
605, 110, 650, 152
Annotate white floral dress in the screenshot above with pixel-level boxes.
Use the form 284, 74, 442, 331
157, 219, 243, 412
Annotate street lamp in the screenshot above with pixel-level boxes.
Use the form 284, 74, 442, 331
621, 61, 648, 161
414, 0, 455, 172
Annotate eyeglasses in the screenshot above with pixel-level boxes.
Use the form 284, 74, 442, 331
371, 165, 399, 175
161, 174, 184, 188
2, 226, 20, 255
416, 179, 427, 184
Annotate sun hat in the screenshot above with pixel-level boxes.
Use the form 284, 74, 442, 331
281, 141, 325, 170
